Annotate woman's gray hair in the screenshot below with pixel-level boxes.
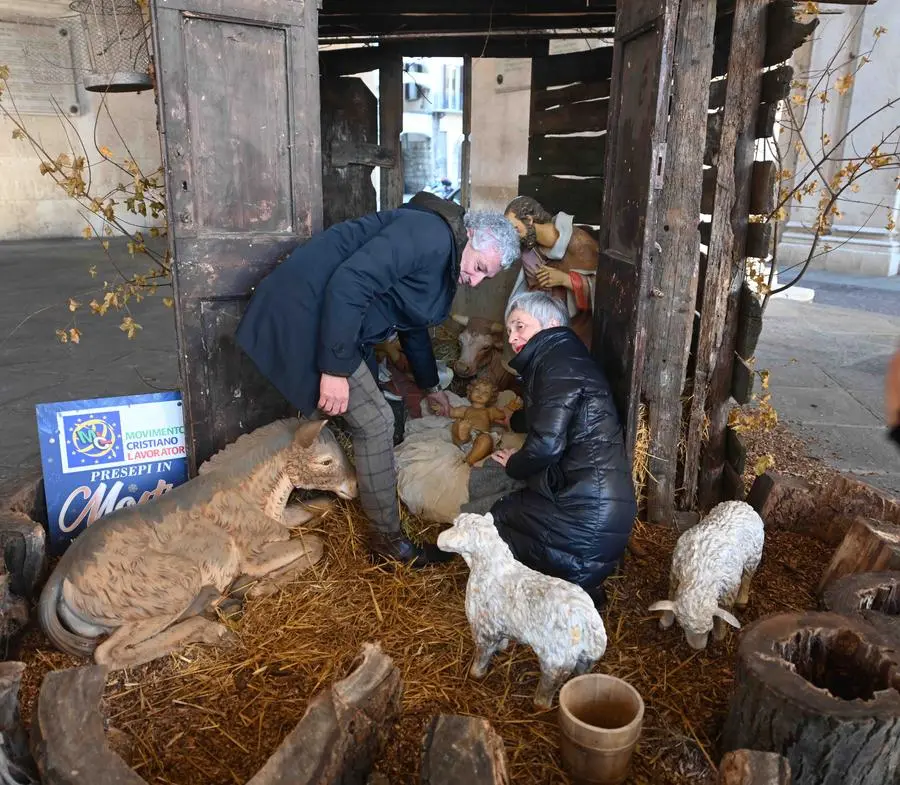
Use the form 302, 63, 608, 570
505, 291, 570, 328
464, 210, 521, 270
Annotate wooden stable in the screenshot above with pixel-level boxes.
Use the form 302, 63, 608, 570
150, 0, 819, 524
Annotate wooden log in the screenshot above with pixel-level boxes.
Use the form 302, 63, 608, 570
700, 221, 771, 258
718, 749, 791, 785
0, 661, 34, 781
683, 0, 766, 507
726, 426, 747, 475
701, 161, 775, 215
247, 642, 402, 785
34, 665, 149, 785
527, 134, 606, 177
420, 715, 508, 785
722, 612, 900, 785
822, 570, 900, 646
531, 100, 609, 135
379, 55, 404, 210
709, 65, 794, 109
734, 283, 764, 359
818, 518, 900, 595
517, 175, 604, 225
732, 355, 754, 404
641, 0, 717, 523
750, 160, 776, 215
533, 80, 610, 111
531, 47, 615, 91
34, 645, 401, 785
723, 461, 745, 501
332, 142, 395, 169
764, 0, 819, 67
0, 509, 46, 599
705, 105, 779, 165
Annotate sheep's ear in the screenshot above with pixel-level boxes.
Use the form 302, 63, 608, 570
714, 608, 741, 629
295, 419, 327, 449
648, 600, 675, 614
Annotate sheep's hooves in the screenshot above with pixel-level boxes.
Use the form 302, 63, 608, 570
533, 698, 553, 711
469, 666, 487, 680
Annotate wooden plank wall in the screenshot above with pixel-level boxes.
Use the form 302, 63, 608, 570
642, 0, 817, 521
518, 47, 614, 226
690, 0, 816, 511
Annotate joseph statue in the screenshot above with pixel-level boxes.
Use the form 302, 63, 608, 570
503, 196, 598, 352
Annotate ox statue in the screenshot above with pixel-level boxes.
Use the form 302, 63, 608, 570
451, 314, 517, 392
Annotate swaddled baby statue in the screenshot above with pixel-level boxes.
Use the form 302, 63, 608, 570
450, 378, 509, 466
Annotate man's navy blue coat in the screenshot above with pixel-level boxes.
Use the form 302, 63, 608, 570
236, 193, 465, 416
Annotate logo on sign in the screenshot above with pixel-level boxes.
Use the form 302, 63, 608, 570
62, 411, 124, 467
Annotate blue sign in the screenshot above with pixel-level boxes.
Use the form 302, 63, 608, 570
36, 391, 189, 553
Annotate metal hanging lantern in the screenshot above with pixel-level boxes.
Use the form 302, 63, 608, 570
69, 0, 153, 93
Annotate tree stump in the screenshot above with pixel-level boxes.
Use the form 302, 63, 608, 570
718, 750, 790, 785
722, 612, 900, 785
822, 571, 900, 646
818, 518, 900, 595
420, 715, 508, 785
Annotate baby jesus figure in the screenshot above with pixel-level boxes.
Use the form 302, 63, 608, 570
450, 378, 509, 466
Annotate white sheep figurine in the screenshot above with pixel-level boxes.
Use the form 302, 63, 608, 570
437, 512, 607, 709
648, 500, 764, 650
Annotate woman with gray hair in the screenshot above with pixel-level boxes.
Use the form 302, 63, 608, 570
487, 290, 636, 609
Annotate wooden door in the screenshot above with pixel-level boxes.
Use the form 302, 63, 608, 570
150, 0, 322, 473
593, 0, 681, 454
320, 76, 378, 228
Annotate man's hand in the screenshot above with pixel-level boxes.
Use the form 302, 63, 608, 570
319, 373, 350, 415
425, 390, 451, 417
535, 264, 570, 290
491, 448, 518, 467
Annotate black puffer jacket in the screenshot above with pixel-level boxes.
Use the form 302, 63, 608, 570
490, 327, 636, 589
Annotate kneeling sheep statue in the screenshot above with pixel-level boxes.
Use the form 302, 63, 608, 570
649, 500, 764, 650
437, 512, 607, 709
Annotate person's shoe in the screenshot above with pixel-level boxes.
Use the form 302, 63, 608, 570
369, 532, 455, 569
586, 583, 608, 612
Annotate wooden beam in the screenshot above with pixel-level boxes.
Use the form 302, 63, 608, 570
701, 161, 776, 214
331, 141, 394, 168
705, 105, 780, 166
379, 54, 404, 210
531, 99, 609, 134
324, 37, 550, 58
531, 47, 615, 90
642, 0, 718, 523
708, 64, 793, 109
683, 0, 766, 508
518, 174, 604, 224
533, 79, 610, 110
320, 1, 618, 12
527, 134, 606, 176
765, 0, 818, 66
320, 46, 384, 77
701, 220, 771, 258
460, 55, 472, 209
318, 13, 617, 36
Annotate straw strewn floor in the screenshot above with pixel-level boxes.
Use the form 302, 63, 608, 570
17, 487, 831, 785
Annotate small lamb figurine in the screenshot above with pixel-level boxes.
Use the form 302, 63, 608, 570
437, 512, 607, 709
648, 500, 764, 650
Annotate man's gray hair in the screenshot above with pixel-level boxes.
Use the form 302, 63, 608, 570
464, 210, 521, 270
505, 291, 570, 328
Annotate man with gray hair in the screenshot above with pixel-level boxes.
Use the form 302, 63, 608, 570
236, 190, 520, 568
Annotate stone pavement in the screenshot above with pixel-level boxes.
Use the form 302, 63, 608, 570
0, 238, 898, 499
756, 296, 900, 498
0, 238, 178, 486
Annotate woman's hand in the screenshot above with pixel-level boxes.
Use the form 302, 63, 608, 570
319, 373, 350, 415
535, 265, 571, 290
491, 448, 518, 467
